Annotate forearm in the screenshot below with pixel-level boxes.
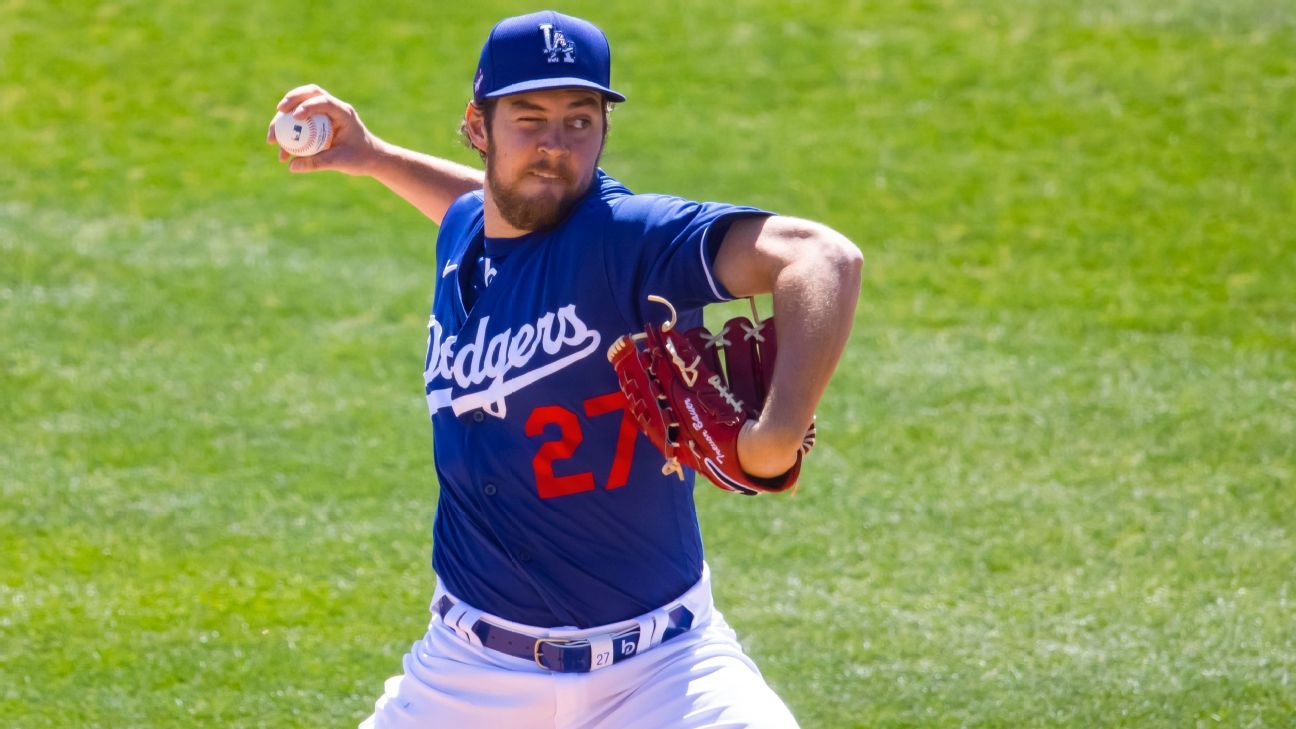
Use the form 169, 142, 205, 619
715, 216, 863, 477
271, 85, 486, 224
757, 245, 861, 443
368, 139, 484, 225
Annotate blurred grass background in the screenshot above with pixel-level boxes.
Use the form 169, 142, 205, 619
2, 0, 1293, 726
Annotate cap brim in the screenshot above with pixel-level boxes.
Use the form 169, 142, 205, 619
482, 77, 626, 103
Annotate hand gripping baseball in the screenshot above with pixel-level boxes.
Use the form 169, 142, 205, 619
266, 84, 381, 175
608, 296, 816, 495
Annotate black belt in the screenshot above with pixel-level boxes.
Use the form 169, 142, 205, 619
434, 596, 694, 673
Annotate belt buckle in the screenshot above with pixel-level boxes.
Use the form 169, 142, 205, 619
533, 637, 575, 670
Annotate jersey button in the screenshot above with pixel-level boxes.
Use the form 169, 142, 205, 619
472, 411, 485, 423
516, 549, 532, 563
483, 483, 497, 496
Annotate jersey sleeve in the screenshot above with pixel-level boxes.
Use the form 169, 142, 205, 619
602, 194, 774, 327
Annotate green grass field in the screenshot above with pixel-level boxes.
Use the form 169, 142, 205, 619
3, 0, 1294, 726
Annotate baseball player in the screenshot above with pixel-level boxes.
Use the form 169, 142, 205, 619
267, 11, 861, 729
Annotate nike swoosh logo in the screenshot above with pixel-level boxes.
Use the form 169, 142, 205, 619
442, 262, 458, 278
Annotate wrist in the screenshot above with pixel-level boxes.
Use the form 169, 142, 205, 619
360, 136, 395, 178
751, 416, 810, 453
736, 419, 801, 478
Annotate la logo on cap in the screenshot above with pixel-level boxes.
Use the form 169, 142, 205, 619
539, 23, 576, 64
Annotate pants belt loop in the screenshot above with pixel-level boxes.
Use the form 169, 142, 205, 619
638, 607, 671, 651
443, 602, 484, 647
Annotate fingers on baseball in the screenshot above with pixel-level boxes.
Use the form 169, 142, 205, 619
288, 148, 337, 173
292, 95, 332, 119
277, 84, 328, 113
292, 96, 355, 131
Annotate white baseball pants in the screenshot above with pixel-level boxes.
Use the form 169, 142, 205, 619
359, 565, 799, 729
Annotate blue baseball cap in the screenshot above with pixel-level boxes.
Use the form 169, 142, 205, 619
473, 11, 626, 103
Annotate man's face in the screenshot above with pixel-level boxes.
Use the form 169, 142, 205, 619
480, 89, 605, 232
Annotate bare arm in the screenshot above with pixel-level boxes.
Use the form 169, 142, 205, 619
267, 85, 483, 225
712, 215, 864, 478
364, 142, 484, 225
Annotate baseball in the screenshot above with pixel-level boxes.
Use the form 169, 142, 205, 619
272, 110, 332, 157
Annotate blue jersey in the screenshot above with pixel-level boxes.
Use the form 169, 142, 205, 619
423, 170, 771, 628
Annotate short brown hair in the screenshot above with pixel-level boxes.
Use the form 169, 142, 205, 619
458, 97, 615, 161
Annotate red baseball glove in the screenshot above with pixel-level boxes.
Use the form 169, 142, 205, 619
607, 296, 815, 495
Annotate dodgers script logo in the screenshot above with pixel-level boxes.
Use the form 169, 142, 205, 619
539, 23, 576, 63
424, 305, 601, 418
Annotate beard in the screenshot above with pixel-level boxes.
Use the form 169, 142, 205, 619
485, 143, 601, 232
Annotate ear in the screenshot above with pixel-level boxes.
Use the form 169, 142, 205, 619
464, 102, 489, 156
